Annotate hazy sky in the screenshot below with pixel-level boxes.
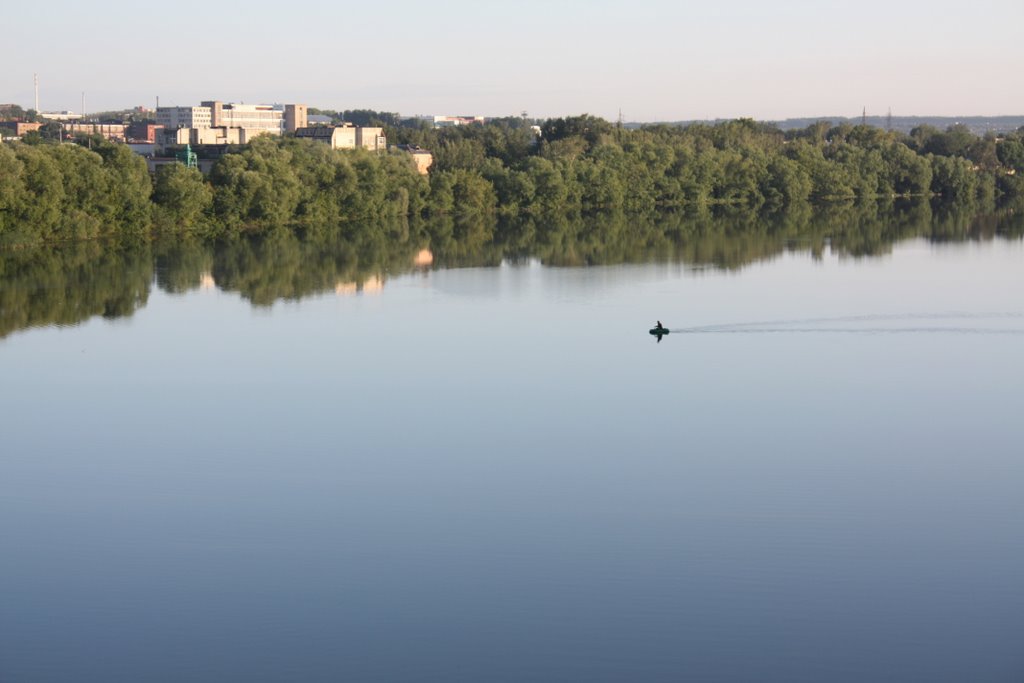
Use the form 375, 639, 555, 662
5, 0, 1021, 121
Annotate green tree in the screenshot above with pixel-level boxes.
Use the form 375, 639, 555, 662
929, 155, 977, 200
447, 169, 497, 215
541, 114, 613, 149
996, 136, 1024, 171
433, 138, 488, 173
883, 144, 932, 196
152, 164, 214, 233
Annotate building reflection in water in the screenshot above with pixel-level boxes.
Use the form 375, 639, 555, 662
335, 276, 384, 296
332, 248, 432, 297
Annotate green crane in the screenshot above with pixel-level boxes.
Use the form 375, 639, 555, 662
175, 143, 198, 169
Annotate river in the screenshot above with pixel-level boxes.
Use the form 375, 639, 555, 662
2, 205, 1023, 681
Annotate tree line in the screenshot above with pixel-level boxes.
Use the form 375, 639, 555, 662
395, 116, 1024, 213
3, 115, 1024, 248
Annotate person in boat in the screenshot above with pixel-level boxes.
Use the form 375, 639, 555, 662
655, 320, 665, 332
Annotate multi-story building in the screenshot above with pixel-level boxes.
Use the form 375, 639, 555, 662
284, 104, 307, 133
156, 106, 212, 129
202, 101, 282, 134
156, 101, 306, 144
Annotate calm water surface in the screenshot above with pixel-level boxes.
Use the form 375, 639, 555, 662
2, 224, 1024, 681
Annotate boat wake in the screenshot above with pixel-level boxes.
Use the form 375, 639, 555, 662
671, 312, 1024, 336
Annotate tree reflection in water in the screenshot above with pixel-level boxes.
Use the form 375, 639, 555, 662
2, 199, 1022, 339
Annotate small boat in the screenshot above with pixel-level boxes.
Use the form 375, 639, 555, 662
649, 328, 669, 336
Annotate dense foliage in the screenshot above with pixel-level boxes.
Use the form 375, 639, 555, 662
2, 116, 1024, 248
0, 139, 151, 246
392, 116, 1024, 213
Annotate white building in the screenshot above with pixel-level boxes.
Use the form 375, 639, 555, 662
205, 102, 285, 134
156, 106, 212, 129
418, 115, 485, 127
40, 111, 84, 121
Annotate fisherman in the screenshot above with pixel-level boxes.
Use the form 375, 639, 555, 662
655, 320, 665, 332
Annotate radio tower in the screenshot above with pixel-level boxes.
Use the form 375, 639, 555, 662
861, 106, 867, 126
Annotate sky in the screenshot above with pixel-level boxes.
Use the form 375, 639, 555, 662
4, 0, 1022, 122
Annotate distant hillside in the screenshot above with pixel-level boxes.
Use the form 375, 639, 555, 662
636, 116, 1024, 136
773, 116, 1024, 135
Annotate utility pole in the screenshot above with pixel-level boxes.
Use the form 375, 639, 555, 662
862, 106, 867, 126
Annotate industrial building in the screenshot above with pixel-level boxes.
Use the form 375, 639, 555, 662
0, 121, 43, 137
61, 123, 128, 141
156, 101, 307, 143
294, 124, 386, 152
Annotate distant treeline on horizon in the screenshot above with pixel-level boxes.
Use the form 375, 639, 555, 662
637, 116, 1024, 136
3, 113, 1024, 248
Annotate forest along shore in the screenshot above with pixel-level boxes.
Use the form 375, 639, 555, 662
2, 116, 1023, 248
